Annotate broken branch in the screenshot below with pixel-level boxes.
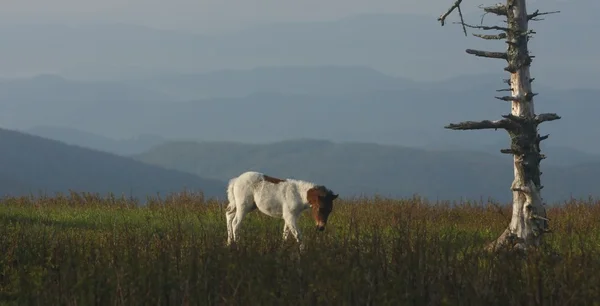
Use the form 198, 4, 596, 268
495, 96, 516, 102
474, 33, 507, 40
438, 0, 467, 36
528, 10, 560, 21
494, 92, 537, 102
445, 119, 510, 131
466, 49, 508, 60
454, 22, 510, 32
438, 0, 463, 26
535, 113, 561, 124
457, 3, 468, 36
482, 4, 508, 16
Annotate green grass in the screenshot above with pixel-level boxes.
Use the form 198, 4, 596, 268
1, 191, 600, 305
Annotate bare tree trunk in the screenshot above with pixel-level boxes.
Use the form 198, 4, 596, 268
438, 0, 560, 251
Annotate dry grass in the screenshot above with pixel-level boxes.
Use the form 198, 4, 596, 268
1, 191, 599, 305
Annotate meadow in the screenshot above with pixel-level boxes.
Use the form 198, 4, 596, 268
1, 191, 599, 305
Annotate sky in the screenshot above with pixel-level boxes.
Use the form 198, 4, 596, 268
0, 0, 587, 81
0, 0, 499, 33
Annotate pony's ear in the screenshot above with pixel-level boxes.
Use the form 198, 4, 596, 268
332, 194, 339, 200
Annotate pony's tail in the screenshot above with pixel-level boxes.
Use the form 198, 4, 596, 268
226, 177, 237, 213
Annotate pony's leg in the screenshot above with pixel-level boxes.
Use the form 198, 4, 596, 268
231, 206, 250, 243
282, 223, 291, 241
225, 208, 236, 246
284, 214, 304, 250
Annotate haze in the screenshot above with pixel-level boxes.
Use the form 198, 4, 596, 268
0, 0, 598, 201
2, 0, 495, 32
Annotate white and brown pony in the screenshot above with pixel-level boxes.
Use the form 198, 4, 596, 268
225, 171, 338, 248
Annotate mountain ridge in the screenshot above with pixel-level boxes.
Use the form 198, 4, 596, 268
133, 138, 600, 204
4, 70, 595, 153
24, 126, 167, 156
0, 128, 226, 200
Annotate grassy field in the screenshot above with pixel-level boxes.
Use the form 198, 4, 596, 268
1, 191, 599, 305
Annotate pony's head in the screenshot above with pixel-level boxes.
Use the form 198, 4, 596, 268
307, 186, 339, 231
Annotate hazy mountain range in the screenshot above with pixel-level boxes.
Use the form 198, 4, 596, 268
131, 139, 600, 204
1, 65, 596, 205
3, 127, 600, 204
23, 125, 600, 169
2, 66, 597, 153
25, 126, 167, 156
1, 7, 598, 203
0, 128, 224, 199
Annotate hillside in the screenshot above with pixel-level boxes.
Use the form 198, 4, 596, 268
133, 139, 600, 203
0, 128, 225, 199
425, 141, 600, 168
18, 85, 593, 152
25, 126, 167, 156
2, 62, 596, 151
1, 65, 597, 153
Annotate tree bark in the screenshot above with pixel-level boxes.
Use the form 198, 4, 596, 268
439, 0, 560, 252
486, 0, 548, 252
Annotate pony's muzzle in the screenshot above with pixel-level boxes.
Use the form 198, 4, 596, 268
316, 222, 326, 231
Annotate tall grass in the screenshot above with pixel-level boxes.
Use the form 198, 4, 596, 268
1, 192, 599, 305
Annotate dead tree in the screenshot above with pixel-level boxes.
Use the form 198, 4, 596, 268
438, 0, 560, 251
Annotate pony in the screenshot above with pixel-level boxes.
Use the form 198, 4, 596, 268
225, 171, 339, 248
